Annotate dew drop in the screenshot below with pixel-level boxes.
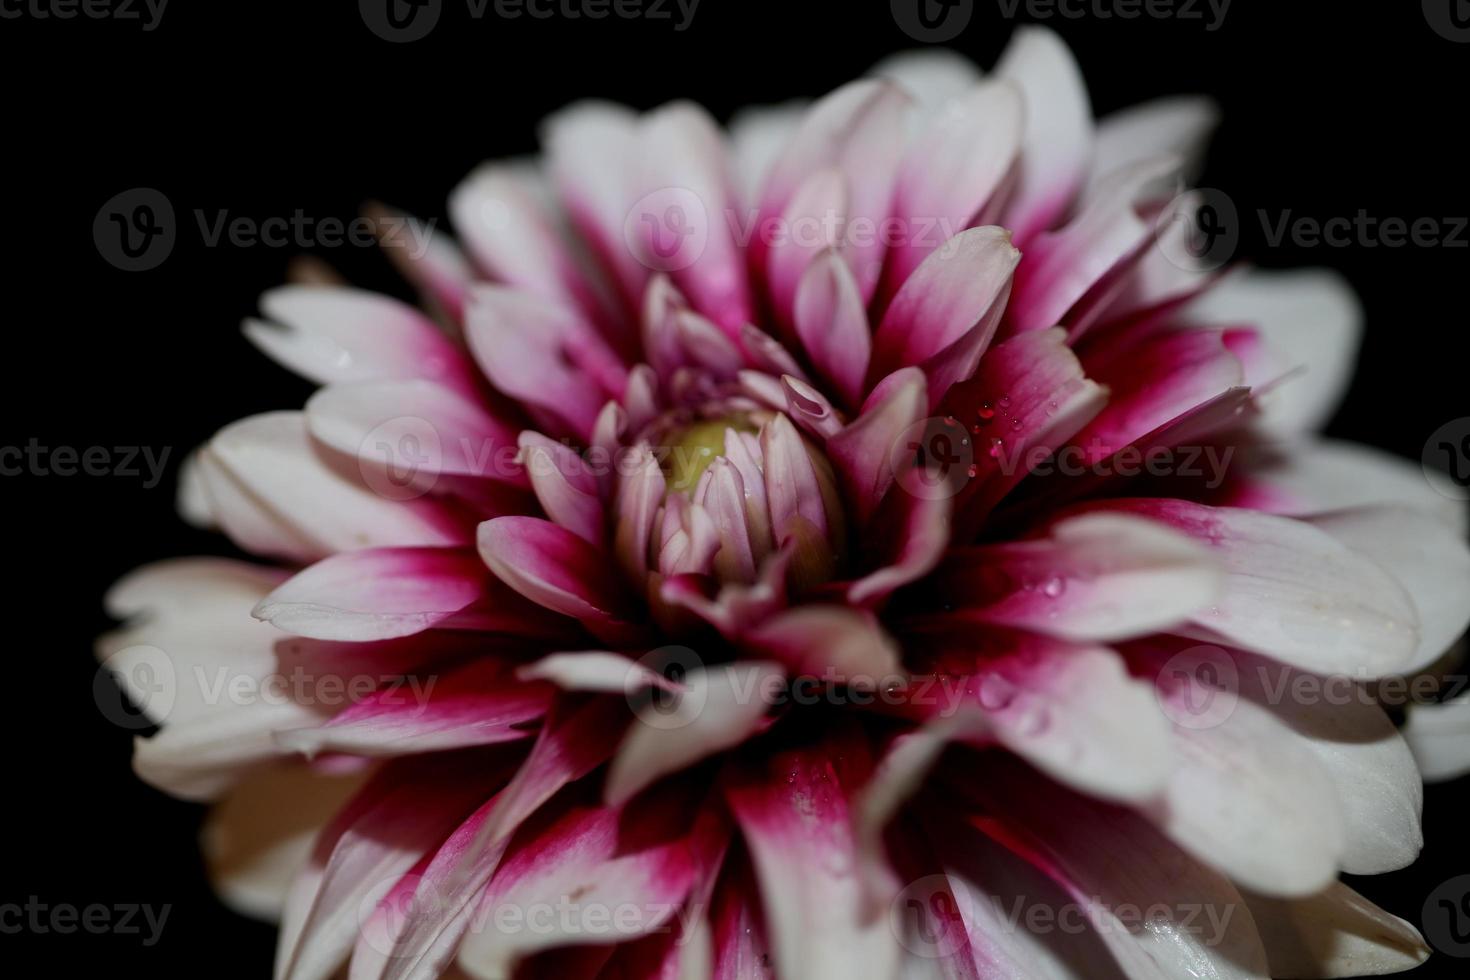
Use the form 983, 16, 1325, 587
978, 674, 1016, 710
976, 402, 995, 422
1041, 575, 1066, 598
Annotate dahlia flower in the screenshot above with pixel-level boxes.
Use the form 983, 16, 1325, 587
99, 27, 1470, 980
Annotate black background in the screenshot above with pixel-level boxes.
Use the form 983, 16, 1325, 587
3, 1, 1468, 975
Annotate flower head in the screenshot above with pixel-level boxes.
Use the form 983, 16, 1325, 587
100, 28, 1469, 980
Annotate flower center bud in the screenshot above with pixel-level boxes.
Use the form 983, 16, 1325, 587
622, 407, 846, 607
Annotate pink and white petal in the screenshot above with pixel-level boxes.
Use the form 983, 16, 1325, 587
465, 286, 628, 440
958, 639, 1176, 804
885, 80, 1023, 287
274, 658, 551, 758
246, 286, 474, 391
1149, 647, 1348, 896
1402, 694, 1470, 782
457, 794, 713, 978
994, 26, 1094, 245
450, 165, 615, 329
870, 49, 982, 116
781, 375, 843, 440
1081, 96, 1220, 207
177, 447, 216, 529
744, 605, 901, 684
936, 513, 1223, 643
640, 101, 754, 333
847, 491, 951, 607
760, 413, 829, 542
307, 380, 525, 487
724, 731, 901, 980
870, 226, 1020, 391
728, 100, 809, 206
253, 548, 493, 641
203, 764, 371, 923
516, 651, 682, 697
1244, 883, 1429, 978
1085, 499, 1422, 677
275, 753, 512, 980
1006, 155, 1179, 337
614, 446, 667, 583
98, 559, 331, 800
828, 367, 927, 528
944, 329, 1106, 537
606, 661, 785, 806
1243, 439, 1467, 534
1067, 328, 1245, 465
478, 516, 640, 643
1307, 506, 1470, 673
1183, 268, 1362, 437
765, 167, 848, 329
755, 78, 911, 300
912, 810, 1131, 980
364, 202, 475, 327
1236, 653, 1422, 875
953, 767, 1270, 979
99, 558, 288, 727
793, 248, 870, 407
540, 101, 648, 328
519, 432, 604, 544
204, 412, 471, 562
708, 858, 775, 980
370, 698, 629, 980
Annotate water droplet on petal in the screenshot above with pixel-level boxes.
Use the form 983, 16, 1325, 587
978, 674, 1016, 710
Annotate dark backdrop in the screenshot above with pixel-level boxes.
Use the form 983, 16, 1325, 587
4, 1, 1467, 976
